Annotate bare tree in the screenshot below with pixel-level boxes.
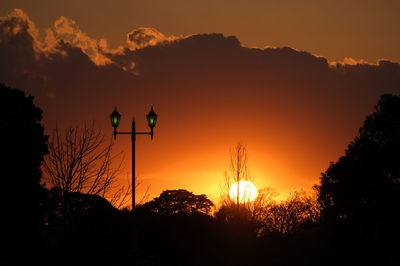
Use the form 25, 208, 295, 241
231, 143, 249, 208
112, 174, 152, 210
216, 187, 278, 231
217, 142, 320, 236
247, 187, 278, 223
260, 190, 320, 236
43, 122, 124, 203
109, 173, 132, 209
220, 142, 250, 209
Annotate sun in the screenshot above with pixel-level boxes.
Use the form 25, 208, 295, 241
229, 180, 258, 203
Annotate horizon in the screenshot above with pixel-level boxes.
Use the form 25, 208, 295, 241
1, 5, 400, 206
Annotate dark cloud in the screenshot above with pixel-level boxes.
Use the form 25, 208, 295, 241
0, 9, 138, 128
1, 9, 400, 197
0, 9, 38, 89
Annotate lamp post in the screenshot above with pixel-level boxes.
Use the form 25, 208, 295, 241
110, 106, 158, 210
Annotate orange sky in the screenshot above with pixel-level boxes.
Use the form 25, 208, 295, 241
1, 0, 400, 63
1, 4, 400, 206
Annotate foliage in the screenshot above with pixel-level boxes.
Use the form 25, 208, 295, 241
261, 190, 320, 236
43, 187, 118, 228
40, 188, 129, 265
216, 189, 320, 237
1, 83, 48, 202
141, 189, 214, 215
315, 94, 400, 228
215, 203, 252, 222
1, 83, 48, 262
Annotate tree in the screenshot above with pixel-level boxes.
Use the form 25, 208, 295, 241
231, 143, 248, 209
220, 142, 250, 208
246, 187, 278, 225
315, 94, 400, 232
261, 190, 320, 236
40, 187, 128, 264
43, 186, 117, 228
141, 189, 214, 215
1, 83, 48, 261
216, 187, 276, 223
43, 123, 127, 207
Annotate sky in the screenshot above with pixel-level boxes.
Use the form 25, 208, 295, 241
1, 1, 400, 205
2, 0, 400, 63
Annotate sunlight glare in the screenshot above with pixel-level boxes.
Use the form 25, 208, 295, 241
229, 180, 258, 202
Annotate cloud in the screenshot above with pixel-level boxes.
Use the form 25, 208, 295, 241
1, 8, 399, 123
0, 9, 41, 91
1, 8, 399, 121
126, 27, 179, 50
0, 8, 41, 53
330, 57, 372, 67
0, 9, 137, 103
0, 9, 122, 66
50, 16, 113, 65
0, 10, 179, 70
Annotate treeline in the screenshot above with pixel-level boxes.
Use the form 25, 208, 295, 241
2, 82, 400, 265
36, 187, 320, 266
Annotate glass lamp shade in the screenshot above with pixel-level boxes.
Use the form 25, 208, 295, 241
146, 107, 158, 129
110, 106, 121, 128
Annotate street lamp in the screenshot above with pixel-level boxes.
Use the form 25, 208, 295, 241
109, 106, 158, 210
146, 107, 158, 140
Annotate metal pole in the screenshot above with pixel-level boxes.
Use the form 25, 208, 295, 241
132, 117, 136, 211
131, 117, 136, 264
237, 154, 240, 214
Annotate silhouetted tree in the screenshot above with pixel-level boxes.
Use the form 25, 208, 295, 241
231, 143, 248, 209
215, 187, 276, 229
40, 187, 131, 264
315, 94, 400, 226
215, 203, 252, 223
247, 187, 279, 223
220, 142, 252, 209
1, 83, 48, 262
43, 187, 117, 228
43, 122, 128, 207
141, 189, 214, 215
261, 190, 320, 236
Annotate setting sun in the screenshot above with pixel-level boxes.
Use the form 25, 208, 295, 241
2, 1, 400, 264
229, 180, 258, 202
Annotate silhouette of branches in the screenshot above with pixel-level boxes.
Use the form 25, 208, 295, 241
43, 122, 122, 199
220, 142, 251, 207
260, 190, 320, 236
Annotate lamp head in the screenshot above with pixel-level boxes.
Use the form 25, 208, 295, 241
146, 106, 158, 130
110, 106, 121, 128
110, 107, 121, 139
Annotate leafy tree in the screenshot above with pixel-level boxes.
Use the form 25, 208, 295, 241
1, 83, 48, 261
43, 187, 117, 228
215, 203, 252, 223
41, 187, 129, 264
141, 189, 214, 215
315, 94, 400, 233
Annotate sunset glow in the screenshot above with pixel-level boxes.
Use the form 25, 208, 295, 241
0, 3, 399, 205
2, 1, 400, 264
229, 180, 258, 203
